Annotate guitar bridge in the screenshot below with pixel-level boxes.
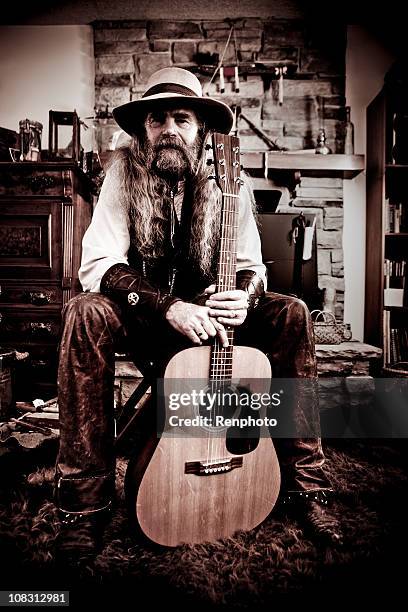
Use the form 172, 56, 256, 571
185, 457, 243, 476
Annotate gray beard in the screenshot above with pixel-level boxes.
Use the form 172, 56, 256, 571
152, 147, 189, 182
147, 137, 201, 183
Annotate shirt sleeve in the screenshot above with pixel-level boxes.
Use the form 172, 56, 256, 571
79, 164, 130, 292
236, 178, 267, 287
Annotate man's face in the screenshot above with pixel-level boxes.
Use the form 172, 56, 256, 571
144, 107, 202, 182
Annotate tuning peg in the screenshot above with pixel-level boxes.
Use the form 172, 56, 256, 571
207, 175, 216, 181
205, 143, 213, 150
206, 159, 214, 166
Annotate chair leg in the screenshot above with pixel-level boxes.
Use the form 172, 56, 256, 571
115, 377, 153, 448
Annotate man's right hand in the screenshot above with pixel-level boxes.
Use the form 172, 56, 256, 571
165, 301, 229, 347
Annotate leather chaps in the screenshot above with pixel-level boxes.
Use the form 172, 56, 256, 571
55, 291, 331, 514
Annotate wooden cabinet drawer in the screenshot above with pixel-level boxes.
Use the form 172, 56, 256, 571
0, 167, 66, 197
0, 281, 62, 306
0, 309, 61, 343
1, 340, 58, 368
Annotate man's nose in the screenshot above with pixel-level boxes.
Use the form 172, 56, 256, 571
162, 116, 178, 136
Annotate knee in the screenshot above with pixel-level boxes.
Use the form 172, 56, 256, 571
284, 296, 311, 332
62, 292, 121, 327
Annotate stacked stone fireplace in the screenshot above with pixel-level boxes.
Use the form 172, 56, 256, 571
93, 18, 347, 318
281, 176, 345, 320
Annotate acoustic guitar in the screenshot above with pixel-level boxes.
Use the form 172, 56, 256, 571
125, 133, 280, 547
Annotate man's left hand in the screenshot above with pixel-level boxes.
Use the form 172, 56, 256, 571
204, 284, 249, 326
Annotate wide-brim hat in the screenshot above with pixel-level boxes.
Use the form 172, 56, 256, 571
113, 67, 234, 136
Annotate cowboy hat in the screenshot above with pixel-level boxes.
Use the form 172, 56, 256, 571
112, 67, 234, 136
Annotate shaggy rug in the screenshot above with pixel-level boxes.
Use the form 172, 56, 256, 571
0, 439, 407, 608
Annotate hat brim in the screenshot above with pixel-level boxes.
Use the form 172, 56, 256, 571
112, 93, 234, 136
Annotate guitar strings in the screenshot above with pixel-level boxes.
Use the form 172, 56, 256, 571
213, 204, 237, 461
207, 140, 239, 467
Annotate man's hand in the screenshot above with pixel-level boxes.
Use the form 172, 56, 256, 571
165, 300, 229, 346
204, 284, 249, 326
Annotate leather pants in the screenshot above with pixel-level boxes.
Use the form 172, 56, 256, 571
55, 291, 331, 514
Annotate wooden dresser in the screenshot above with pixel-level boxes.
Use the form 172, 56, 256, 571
0, 162, 93, 400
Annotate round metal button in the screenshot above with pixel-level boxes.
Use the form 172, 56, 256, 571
127, 292, 139, 306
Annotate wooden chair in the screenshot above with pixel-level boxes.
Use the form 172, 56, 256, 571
114, 359, 159, 451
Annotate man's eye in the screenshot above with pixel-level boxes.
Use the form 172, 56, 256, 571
175, 115, 193, 124
148, 114, 164, 126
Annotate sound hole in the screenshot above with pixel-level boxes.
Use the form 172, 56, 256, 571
225, 386, 260, 456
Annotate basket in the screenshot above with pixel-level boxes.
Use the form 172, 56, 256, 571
311, 310, 352, 345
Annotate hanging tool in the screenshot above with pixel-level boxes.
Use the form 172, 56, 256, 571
232, 25, 240, 93
219, 66, 225, 94
203, 25, 234, 95
234, 66, 240, 93
291, 212, 307, 299
275, 66, 288, 105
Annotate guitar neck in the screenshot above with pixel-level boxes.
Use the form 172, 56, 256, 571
216, 194, 239, 293
209, 133, 241, 382
211, 193, 239, 381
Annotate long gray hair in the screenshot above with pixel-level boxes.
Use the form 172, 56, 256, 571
109, 126, 222, 278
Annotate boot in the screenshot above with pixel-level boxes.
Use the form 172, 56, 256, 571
55, 507, 111, 566
279, 490, 343, 546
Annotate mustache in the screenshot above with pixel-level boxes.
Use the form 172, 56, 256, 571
155, 137, 186, 153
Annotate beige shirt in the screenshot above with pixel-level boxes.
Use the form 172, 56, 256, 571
79, 166, 266, 293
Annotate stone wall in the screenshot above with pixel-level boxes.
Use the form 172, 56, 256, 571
93, 18, 347, 317
280, 176, 345, 319
93, 18, 346, 152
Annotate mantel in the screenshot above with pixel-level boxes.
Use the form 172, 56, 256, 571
241, 152, 365, 180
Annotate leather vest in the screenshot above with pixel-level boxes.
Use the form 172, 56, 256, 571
127, 186, 216, 302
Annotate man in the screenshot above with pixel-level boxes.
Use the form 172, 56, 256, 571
55, 67, 341, 561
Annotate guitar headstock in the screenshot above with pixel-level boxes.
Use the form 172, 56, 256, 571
206, 132, 241, 196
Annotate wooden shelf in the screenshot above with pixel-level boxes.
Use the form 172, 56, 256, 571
0, 160, 89, 180
241, 152, 365, 179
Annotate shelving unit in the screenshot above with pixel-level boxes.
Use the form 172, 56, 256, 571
364, 88, 408, 373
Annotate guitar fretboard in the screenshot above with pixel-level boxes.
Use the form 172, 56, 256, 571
210, 194, 239, 381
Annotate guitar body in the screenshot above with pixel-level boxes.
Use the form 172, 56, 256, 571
127, 345, 280, 547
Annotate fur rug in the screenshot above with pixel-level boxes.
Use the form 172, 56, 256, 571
1, 440, 407, 608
